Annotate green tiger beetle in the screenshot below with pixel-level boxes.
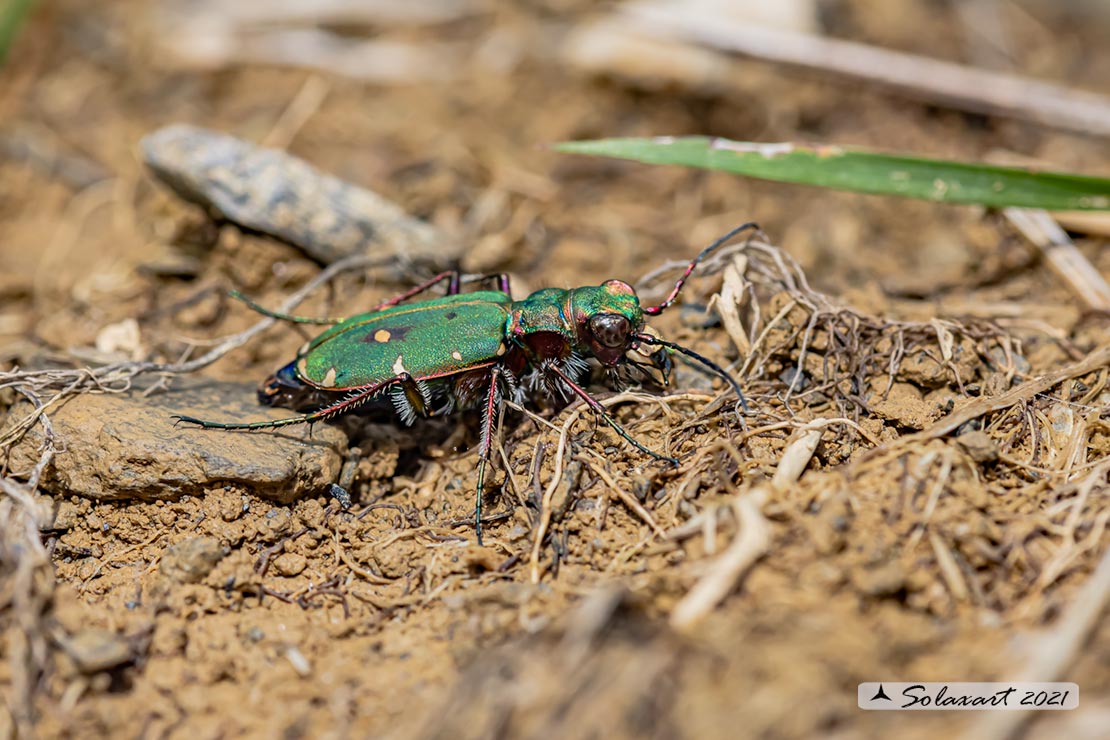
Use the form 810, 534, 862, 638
175, 222, 758, 543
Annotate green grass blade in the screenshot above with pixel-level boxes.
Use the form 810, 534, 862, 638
555, 136, 1110, 211
0, 0, 36, 67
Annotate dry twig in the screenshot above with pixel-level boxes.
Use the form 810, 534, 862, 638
668, 421, 828, 630
625, 1, 1110, 138
1004, 208, 1110, 312
669, 488, 770, 631
880, 344, 1110, 454
966, 540, 1110, 740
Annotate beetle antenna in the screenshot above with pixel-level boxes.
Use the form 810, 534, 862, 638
643, 221, 760, 316
634, 333, 749, 413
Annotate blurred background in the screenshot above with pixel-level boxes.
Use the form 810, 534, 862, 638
3, 0, 1110, 355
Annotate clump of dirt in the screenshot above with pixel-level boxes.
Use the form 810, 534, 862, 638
2, 1, 1110, 738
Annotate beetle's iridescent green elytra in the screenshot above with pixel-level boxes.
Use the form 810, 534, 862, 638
175, 223, 759, 542
296, 291, 513, 393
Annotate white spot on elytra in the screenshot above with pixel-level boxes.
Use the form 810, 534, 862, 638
374, 329, 391, 343
495, 343, 507, 356
322, 367, 338, 388
392, 354, 407, 375
299, 340, 311, 355
296, 357, 308, 377
451, 350, 463, 361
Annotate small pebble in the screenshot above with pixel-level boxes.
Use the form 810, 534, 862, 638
160, 537, 226, 583
285, 646, 312, 677
956, 430, 999, 464
851, 560, 906, 597
272, 552, 307, 577
63, 630, 132, 673
327, 483, 352, 510
778, 365, 809, 392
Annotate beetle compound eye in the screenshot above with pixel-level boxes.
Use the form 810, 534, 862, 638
589, 314, 631, 348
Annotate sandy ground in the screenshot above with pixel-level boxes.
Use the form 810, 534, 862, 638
2, 1, 1110, 738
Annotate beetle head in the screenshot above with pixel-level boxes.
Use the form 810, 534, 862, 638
571, 279, 644, 366
565, 223, 759, 409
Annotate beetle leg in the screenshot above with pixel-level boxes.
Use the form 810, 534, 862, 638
229, 290, 347, 324
377, 271, 513, 306
369, 270, 464, 309
173, 375, 410, 430
465, 273, 512, 295
389, 376, 432, 425
232, 271, 468, 327
547, 364, 678, 465
231, 270, 509, 329
472, 365, 503, 545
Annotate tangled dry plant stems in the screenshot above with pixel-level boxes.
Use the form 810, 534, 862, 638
629, 239, 1107, 635
1, 391, 57, 737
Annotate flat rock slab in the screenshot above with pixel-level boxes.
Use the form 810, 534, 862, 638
4, 380, 347, 503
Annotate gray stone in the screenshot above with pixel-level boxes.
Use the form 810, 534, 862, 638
141, 124, 454, 268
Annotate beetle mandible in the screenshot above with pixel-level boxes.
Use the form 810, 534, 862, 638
175, 222, 758, 542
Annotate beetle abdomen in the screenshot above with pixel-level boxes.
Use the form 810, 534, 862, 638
259, 360, 323, 410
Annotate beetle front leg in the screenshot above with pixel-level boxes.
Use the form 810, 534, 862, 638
547, 364, 678, 465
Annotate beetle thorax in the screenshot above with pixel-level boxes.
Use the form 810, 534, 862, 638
506, 288, 575, 363
508, 281, 642, 364
508, 280, 644, 368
